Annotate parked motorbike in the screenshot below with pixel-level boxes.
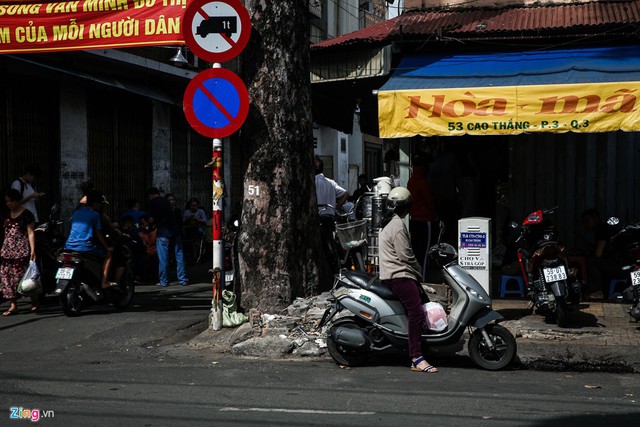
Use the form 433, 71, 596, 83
54, 241, 136, 316
34, 204, 65, 295
319, 201, 369, 273
319, 241, 517, 370
607, 218, 640, 321
223, 219, 239, 288
509, 207, 582, 327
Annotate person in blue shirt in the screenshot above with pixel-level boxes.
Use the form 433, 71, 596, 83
65, 190, 115, 289
183, 198, 207, 236
147, 188, 188, 287
120, 198, 145, 228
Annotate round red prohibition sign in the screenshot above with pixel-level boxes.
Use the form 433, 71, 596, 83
183, 68, 249, 139
183, 0, 251, 63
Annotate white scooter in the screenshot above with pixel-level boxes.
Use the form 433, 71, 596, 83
319, 239, 517, 370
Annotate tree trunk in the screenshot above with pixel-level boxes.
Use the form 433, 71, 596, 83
236, 1, 328, 312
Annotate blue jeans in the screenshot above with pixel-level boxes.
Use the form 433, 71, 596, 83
157, 235, 188, 286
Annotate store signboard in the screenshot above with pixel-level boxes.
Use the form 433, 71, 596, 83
0, 1, 186, 54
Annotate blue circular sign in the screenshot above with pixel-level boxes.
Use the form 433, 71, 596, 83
183, 68, 249, 139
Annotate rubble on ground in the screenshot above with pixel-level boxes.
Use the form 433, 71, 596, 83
228, 285, 449, 359
229, 291, 333, 358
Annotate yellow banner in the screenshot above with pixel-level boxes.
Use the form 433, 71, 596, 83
378, 82, 640, 138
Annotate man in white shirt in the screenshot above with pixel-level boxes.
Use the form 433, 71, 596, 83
314, 156, 349, 218
11, 164, 45, 223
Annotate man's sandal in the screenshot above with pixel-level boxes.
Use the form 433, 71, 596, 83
411, 356, 438, 373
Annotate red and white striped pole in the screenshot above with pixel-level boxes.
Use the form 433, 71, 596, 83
210, 137, 224, 330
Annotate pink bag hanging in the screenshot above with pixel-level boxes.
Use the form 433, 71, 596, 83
424, 302, 448, 332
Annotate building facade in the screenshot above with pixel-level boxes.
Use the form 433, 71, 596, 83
311, 0, 640, 254
310, 0, 393, 193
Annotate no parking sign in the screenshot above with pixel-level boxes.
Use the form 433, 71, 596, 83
183, 68, 249, 139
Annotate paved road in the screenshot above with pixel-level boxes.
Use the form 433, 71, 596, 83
1, 282, 639, 426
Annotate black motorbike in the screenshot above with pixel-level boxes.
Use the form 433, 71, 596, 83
54, 241, 135, 316
508, 207, 582, 327
607, 218, 640, 321
34, 204, 65, 295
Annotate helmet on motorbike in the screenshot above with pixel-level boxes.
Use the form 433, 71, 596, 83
386, 187, 413, 218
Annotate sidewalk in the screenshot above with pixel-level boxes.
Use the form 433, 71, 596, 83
186, 264, 640, 372
494, 298, 640, 372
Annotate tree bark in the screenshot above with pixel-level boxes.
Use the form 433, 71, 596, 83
236, 1, 328, 312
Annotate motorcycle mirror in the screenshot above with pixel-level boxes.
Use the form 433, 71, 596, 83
51, 204, 58, 214
607, 217, 620, 226
509, 221, 519, 229
437, 221, 446, 244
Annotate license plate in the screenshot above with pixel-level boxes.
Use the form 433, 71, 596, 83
55, 267, 74, 280
543, 265, 567, 282
631, 270, 640, 286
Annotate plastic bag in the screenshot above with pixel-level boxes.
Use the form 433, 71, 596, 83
222, 290, 248, 327
18, 260, 43, 296
424, 302, 448, 332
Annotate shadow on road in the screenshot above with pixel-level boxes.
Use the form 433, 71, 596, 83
530, 413, 640, 427
497, 307, 531, 321
498, 304, 600, 329
1, 261, 215, 318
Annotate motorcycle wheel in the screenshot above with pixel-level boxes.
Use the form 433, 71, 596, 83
327, 318, 368, 367
555, 297, 568, 328
468, 324, 516, 370
113, 275, 135, 309
60, 284, 83, 317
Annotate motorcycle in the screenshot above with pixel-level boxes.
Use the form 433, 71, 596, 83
54, 241, 136, 316
607, 218, 640, 321
319, 201, 369, 273
509, 207, 582, 327
34, 204, 65, 295
319, 242, 517, 370
223, 219, 239, 289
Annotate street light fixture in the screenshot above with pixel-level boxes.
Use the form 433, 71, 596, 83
169, 46, 189, 66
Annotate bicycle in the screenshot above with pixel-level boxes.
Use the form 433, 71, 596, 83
183, 225, 206, 264
318, 201, 369, 272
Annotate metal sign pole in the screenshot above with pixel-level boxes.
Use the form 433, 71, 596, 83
210, 136, 224, 330
182, 0, 251, 331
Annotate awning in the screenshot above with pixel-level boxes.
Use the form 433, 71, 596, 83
4, 51, 195, 106
378, 45, 640, 138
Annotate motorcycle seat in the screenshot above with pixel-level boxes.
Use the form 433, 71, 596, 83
342, 270, 398, 300
62, 250, 102, 263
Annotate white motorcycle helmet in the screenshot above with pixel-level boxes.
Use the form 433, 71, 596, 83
387, 187, 413, 217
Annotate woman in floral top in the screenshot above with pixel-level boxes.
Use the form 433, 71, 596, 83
1, 188, 36, 316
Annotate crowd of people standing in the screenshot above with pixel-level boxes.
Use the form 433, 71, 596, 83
0, 168, 212, 315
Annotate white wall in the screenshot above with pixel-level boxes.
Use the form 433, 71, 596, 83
315, 127, 349, 190
59, 81, 88, 221
151, 101, 172, 193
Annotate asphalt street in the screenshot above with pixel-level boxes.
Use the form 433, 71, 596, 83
1, 277, 639, 426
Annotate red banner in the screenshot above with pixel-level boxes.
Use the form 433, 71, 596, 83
0, 0, 188, 54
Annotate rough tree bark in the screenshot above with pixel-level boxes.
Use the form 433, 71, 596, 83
236, 1, 329, 312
